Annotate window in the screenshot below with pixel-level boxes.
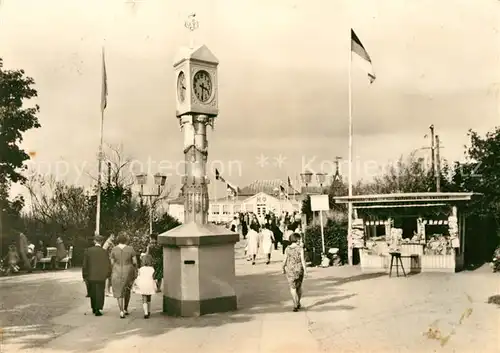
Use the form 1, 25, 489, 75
257, 203, 266, 216
234, 204, 241, 213
223, 204, 230, 215
365, 220, 387, 238
212, 205, 220, 215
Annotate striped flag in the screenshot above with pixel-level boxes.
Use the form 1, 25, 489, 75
351, 29, 376, 83
101, 47, 108, 112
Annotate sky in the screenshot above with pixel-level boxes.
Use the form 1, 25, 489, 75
0, 0, 499, 201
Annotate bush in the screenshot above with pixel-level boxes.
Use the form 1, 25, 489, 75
304, 219, 348, 265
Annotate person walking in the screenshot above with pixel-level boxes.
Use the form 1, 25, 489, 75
261, 223, 275, 265
246, 223, 260, 265
133, 254, 157, 318
110, 232, 137, 318
82, 235, 112, 316
103, 234, 115, 296
282, 224, 294, 254
146, 234, 163, 292
82, 237, 95, 297
270, 219, 282, 251
282, 233, 306, 312
241, 215, 248, 240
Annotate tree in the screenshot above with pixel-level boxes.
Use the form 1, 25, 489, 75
0, 59, 41, 253
85, 144, 174, 236
24, 173, 92, 237
451, 127, 500, 262
354, 153, 452, 195
0, 58, 41, 185
0, 181, 25, 256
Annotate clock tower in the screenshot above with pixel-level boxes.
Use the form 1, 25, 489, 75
158, 13, 238, 317
174, 44, 219, 118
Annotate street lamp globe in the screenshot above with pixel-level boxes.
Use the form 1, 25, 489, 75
300, 170, 313, 185
154, 173, 167, 186
316, 172, 326, 187
136, 173, 147, 185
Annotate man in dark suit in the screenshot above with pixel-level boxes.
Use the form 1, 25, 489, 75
82, 235, 111, 316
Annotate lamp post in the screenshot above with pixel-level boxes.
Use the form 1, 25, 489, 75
316, 172, 326, 190
300, 170, 313, 194
136, 173, 167, 235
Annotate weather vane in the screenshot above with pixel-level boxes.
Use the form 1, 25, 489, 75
184, 13, 199, 48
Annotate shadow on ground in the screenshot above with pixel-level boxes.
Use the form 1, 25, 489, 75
3, 268, 384, 352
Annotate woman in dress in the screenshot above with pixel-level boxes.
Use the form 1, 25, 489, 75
282, 233, 307, 312
110, 231, 137, 318
146, 234, 163, 292
246, 223, 260, 265
260, 223, 275, 265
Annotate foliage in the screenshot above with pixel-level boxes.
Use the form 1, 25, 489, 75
450, 127, 500, 260
353, 153, 452, 195
126, 212, 181, 254
0, 182, 25, 256
301, 179, 347, 223
0, 58, 41, 185
304, 219, 348, 265
21, 145, 178, 264
22, 174, 93, 261
153, 212, 181, 234
0, 59, 40, 254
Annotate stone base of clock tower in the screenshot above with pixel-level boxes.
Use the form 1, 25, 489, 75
158, 222, 239, 317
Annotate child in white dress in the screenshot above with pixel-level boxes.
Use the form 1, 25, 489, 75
133, 254, 157, 318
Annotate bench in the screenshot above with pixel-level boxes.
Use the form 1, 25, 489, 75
58, 246, 73, 269
38, 247, 57, 270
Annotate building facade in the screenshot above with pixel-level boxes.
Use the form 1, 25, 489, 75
168, 179, 302, 223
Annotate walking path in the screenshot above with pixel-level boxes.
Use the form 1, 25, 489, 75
2, 241, 499, 353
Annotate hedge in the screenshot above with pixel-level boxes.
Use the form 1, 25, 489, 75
304, 219, 348, 265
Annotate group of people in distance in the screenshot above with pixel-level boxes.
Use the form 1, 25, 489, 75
82, 232, 162, 319
231, 210, 307, 312
2, 233, 68, 275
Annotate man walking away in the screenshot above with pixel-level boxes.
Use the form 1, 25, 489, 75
82, 235, 112, 316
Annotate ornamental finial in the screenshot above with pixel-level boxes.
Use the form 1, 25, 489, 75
184, 13, 199, 48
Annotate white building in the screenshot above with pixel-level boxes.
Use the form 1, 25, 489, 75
168, 179, 302, 223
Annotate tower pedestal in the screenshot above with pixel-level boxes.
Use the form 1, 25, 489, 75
158, 222, 239, 317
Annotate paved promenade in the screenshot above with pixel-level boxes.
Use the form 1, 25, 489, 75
1, 242, 499, 353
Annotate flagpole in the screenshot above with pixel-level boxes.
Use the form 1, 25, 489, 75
214, 177, 217, 202
347, 30, 354, 266
95, 46, 106, 236
95, 110, 104, 236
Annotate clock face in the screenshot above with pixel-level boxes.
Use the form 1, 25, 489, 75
192, 70, 212, 103
177, 71, 186, 103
